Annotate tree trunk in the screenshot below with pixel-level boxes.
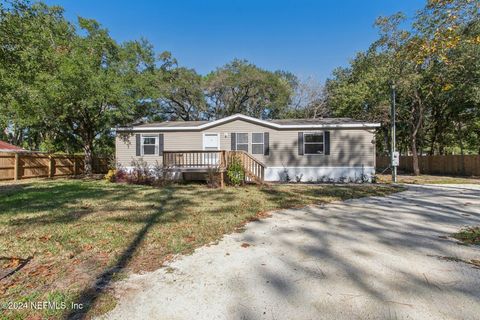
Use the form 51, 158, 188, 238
411, 135, 420, 176
410, 89, 425, 176
477, 130, 480, 155
429, 131, 437, 155
84, 141, 94, 175
456, 123, 465, 175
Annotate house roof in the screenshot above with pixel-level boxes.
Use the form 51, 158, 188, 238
0, 140, 24, 152
134, 120, 210, 128
117, 114, 380, 132
269, 118, 370, 125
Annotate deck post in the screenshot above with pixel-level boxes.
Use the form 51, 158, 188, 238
220, 171, 224, 188
221, 150, 226, 169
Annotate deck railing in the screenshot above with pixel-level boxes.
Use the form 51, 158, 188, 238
227, 151, 265, 182
162, 150, 265, 183
163, 150, 227, 169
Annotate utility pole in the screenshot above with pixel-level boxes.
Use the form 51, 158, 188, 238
391, 83, 398, 183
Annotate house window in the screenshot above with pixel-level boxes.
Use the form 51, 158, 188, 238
252, 133, 264, 154
142, 135, 157, 155
304, 132, 324, 155
236, 133, 248, 152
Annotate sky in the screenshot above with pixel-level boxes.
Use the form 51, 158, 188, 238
42, 0, 426, 82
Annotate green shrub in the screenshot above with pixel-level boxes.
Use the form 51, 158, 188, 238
226, 156, 245, 186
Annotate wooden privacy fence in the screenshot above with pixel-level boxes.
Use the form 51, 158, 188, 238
376, 155, 480, 176
0, 152, 109, 181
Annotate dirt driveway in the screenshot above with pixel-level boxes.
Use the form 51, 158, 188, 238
102, 184, 480, 320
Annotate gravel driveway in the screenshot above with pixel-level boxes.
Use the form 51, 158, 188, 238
102, 184, 480, 320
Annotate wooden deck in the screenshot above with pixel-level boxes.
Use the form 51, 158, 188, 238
162, 150, 265, 184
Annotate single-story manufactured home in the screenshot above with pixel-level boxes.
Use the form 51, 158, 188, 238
115, 114, 380, 182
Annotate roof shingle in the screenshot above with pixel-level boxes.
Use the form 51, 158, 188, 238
0, 140, 24, 151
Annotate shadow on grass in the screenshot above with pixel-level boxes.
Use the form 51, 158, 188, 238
1, 180, 156, 226
0, 180, 112, 215
66, 186, 180, 320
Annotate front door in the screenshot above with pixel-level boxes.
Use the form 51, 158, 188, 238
203, 133, 219, 165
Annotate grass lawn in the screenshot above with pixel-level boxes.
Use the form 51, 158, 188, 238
0, 178, 402, 319
376, 174, 480, 184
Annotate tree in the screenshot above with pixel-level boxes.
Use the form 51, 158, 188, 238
0, 1, 157, 173
53, 18, 156, 173
325, 51, 393, 154
286, 76, 329, 119
0, 1, 75, 149
155, 51, 207, 121
204, 59, 293, 119
326, 0, 480, 175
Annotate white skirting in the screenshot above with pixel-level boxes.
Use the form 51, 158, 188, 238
264, 166, 375, 183
122, 165, 376, 183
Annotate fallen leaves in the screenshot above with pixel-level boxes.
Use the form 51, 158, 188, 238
184, 235, 196, 243
470, 259, 480, 267
39, 234, 52, 242
28, 263, 55, 278
3, 257, 21, 269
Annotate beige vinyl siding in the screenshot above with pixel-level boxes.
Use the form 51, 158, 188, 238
204, 120, 271, 164
115, 134, 138, 167
164, 131, 202, 150
115, 119, 376, 168
205, 119, 374, 167
267, 129, 374, 167
115, 132, 201, 166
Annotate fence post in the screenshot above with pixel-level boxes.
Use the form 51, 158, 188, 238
73, 156, 78, 176
48, 155, 55, 178
14, 153, 20, 181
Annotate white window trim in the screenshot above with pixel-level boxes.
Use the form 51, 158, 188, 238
202, 132, 220, 151
235, 133, 249, 152
252, 133, 264, 154
303, 132, 325, 155
141, 134, 159, 156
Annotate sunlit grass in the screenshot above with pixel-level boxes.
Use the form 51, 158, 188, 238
377, 174, 480, 184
